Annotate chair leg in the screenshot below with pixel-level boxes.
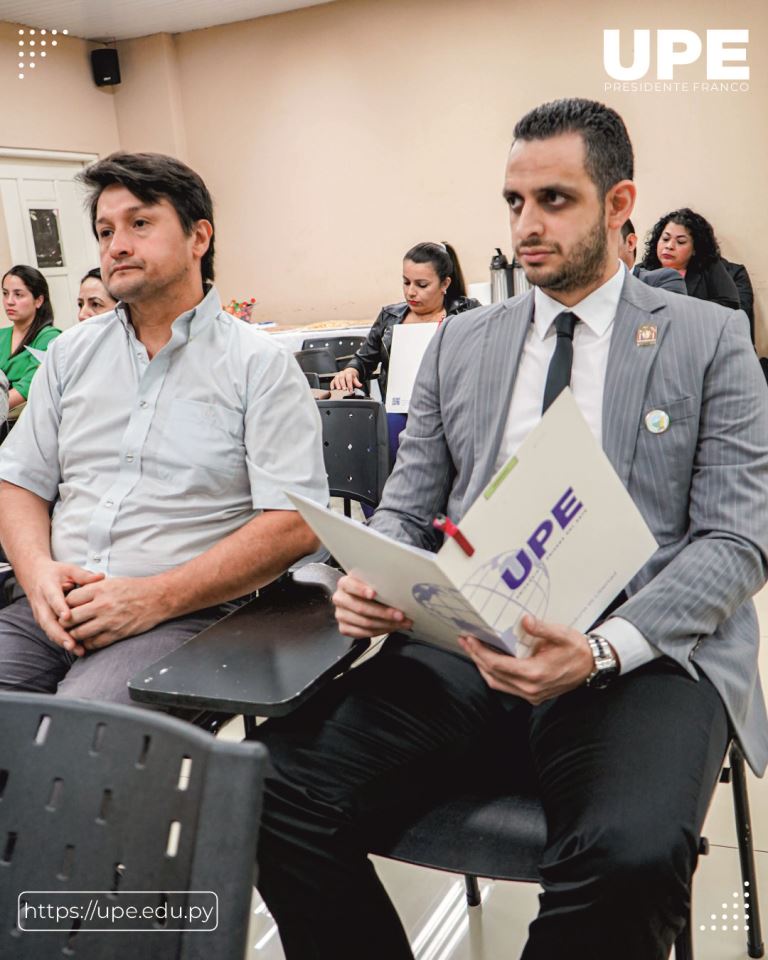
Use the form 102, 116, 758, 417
729, 743, 765, 958
243, 715, 258, 740
673, 905, 694, 960
464, 874, 481, 907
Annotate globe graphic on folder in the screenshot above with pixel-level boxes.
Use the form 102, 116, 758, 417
413, 551, 551, 645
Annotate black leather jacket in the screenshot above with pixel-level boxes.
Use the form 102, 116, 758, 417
347, 297, 480, 399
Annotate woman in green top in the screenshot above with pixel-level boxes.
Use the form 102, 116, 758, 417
0, 264, 60, 410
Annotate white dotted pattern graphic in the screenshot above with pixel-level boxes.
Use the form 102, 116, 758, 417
15, 24, 68, 79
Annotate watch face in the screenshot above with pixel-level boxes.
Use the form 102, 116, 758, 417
589, 664, 617, 689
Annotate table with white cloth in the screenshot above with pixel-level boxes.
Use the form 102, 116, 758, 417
250, 323, 381, 399
262, 324, 373, 354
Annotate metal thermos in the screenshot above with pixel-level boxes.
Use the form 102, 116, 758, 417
512, 259, 531, 296
490, 248, 514, 303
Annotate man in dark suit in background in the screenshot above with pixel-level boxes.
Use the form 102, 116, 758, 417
620, 218, 687, 294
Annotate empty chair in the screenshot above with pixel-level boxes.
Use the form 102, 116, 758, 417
0, 691, 267, 960
317, 398, 389, 515
293, 347, 337, 379
303, 370, 321, 389
301, 336, 368, 368
294, 348, 338, 388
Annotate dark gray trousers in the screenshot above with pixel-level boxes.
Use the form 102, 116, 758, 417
0, 596, 229, 704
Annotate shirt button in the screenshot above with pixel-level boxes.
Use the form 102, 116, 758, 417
105, 498, 114, 507
139, 400, 148, 408
94, 555, 102, 562
126, 454, 134, 462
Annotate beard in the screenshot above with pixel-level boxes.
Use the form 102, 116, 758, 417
105, 259, 189, 304
517, 214, 608, 294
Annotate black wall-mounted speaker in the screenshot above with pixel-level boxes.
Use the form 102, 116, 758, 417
91, 48, 121, 87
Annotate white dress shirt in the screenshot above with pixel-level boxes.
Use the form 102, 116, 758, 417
495, 263, 659, 674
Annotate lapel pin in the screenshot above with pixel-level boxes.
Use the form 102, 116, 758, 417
636, 324, 657, 347
645, 409, 670, 434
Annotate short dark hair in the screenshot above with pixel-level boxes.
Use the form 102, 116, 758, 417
513, 99, 634, 197
1, 264, 55, 357
641, 208, 721, 270
78, 152, 215, 286
621, 219, 635, 241
81, 267, 103, 284
403, 241, 468, 311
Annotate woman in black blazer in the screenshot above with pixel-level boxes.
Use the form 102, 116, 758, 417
640, 208, 740, 310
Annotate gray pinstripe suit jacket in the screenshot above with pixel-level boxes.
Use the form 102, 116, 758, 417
371, 272, 768, 774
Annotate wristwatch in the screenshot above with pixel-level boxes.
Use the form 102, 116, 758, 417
585, 633, 619, 689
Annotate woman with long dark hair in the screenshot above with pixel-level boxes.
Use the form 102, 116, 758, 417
331, 241, 478, 398
0, 265, 60, 410
641, 208, 740, 309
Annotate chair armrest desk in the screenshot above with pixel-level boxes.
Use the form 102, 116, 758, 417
128, 564, 369, 718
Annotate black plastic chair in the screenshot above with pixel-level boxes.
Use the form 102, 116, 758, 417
317, 398, 389, 515
368, 740, 763, 960
301, 335, 368, 368
293, 347, 337, 384
303, 370, 321, 389
0, 691, 267, 959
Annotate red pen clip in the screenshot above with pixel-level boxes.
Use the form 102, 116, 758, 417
433, 514, 475, 557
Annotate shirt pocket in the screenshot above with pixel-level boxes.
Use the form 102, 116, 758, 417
158, 399, 244, 478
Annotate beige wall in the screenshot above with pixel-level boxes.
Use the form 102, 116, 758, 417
0, 2, 765, 346
0, 22, 119, 156
0, 23, 120, 327
162, 0, 768, 347
114, 34, 188, 158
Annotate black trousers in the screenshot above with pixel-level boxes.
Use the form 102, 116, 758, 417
255, 637, 728, 960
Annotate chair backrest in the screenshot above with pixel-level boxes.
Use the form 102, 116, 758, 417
294, 348, 337, 375
0, 692, 266, 960
303, 371, 321, 389
301, 336, 367, 366
317, 399, 390, 510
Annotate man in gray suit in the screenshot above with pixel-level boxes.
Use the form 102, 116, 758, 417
256, 100, 768, 960
620, 218, 687, 293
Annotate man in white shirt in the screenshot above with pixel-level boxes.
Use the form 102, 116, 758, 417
0, 152, 328, 703
254, 100, 768, 960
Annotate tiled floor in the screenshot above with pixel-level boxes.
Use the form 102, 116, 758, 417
235, 585, 768, 959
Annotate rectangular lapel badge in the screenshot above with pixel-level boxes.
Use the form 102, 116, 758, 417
635, 324, 657, 347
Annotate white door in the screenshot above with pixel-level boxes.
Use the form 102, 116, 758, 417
0, 153, 99, 331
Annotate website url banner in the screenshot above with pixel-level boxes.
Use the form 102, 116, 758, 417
18, 891, 218, 932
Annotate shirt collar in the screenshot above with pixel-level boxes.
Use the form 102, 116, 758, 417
532, 262, 624, 340
115, 285, 222, 340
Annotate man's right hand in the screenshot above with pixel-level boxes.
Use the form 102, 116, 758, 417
330, 368, 363, 392
24, 560, 106, 655
332, 573, 413, 638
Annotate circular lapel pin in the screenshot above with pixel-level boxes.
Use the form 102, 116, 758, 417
645, 409, 670, 434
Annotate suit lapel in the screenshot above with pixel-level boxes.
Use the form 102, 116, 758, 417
466, 293, 533, 505
602, 276, 670, 484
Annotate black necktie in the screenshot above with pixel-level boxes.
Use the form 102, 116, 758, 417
542, 311, 578, 413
